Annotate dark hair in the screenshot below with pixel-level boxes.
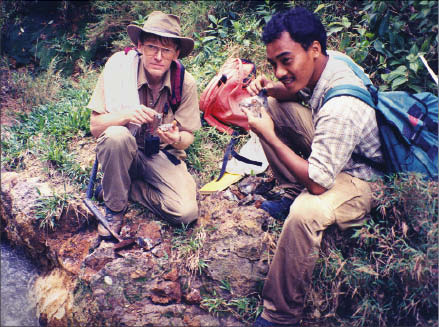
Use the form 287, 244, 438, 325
262, 7, 327, 55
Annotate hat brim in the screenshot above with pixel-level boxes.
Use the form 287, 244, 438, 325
127, 25, 194, 58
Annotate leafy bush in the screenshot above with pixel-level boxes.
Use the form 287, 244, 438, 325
1, 1, 92, 74
313, 0, 438, 93
361, 1, 437, 93
3, 0, 436, 94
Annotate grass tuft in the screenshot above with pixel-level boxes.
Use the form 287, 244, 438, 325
172, 224, 208, 276
33, 189, 72, 231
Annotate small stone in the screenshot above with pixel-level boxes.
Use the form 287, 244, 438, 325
184, 289, 202, 304
150, 281, 181, 304
104, 276, 113, 285
92, 288, 105, 297
163, 267, 178, 281
312, 308, 321, 319
222, 189, 238, 201
238, 176, 262, 195
130, 270, 147, 279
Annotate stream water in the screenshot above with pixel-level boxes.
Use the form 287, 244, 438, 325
1, 241, 40, 327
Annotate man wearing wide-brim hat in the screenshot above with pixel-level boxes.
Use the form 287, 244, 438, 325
87, 11, 201, 239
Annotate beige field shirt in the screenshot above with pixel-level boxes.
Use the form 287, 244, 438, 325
87, 54, 201, 134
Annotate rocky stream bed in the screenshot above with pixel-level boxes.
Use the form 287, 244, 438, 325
1, 155, 282, 326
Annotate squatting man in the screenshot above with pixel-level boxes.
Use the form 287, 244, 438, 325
241, 7, 383, 327
87, 11, 201, 239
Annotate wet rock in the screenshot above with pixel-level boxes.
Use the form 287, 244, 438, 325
1, 172, 94, 269
30, 268, 75, 326
47, 231, 98, 275
2, 170, 270, 327
1, 173, 50, 260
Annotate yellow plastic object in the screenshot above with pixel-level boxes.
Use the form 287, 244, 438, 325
199, 172, 243, 194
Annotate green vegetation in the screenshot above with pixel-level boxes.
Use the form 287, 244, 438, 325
311, 174, 438, 326
33, 188, 72, 230
300, 0, 438, 93
1, 1, 437, 326
201, 290, 263, 323
172, 224, 208, 275
1, 73, 93, 186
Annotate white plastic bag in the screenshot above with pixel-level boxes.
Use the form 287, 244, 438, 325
224, 131, 269, 175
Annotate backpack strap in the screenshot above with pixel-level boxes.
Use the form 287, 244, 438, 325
162, 146, 181, 165
168, 60, 185, 114
240, 58, 256, 84
331, 54, 380, 104
351, 152, 387, 172
323, 84, 387, 172
331, 54, 374, 87
124, 46, 141, 55
324, 84, 376, 108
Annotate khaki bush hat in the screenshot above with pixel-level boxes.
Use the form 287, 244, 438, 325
127, 11, 194, 58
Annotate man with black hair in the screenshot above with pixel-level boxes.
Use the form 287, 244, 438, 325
243, 7, 383, 327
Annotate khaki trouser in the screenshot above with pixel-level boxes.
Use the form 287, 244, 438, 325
96, 126, 198, 225
260, 99, 373, 325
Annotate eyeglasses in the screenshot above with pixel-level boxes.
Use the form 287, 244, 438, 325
141, 43, 175, 59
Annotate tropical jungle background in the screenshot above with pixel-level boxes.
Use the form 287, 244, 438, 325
1, 1, 438, 326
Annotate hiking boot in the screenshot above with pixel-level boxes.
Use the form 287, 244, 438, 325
97, 205, 126, 239
260, 197, 294, 221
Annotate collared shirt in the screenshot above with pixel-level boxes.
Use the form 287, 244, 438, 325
305, 51, 383, 188
87, 59, 201, 133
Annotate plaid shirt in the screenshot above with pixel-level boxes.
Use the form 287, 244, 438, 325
302, 51, 383, 189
